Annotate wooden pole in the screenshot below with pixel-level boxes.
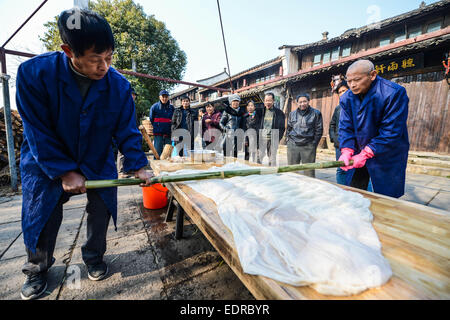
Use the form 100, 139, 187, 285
139, 125, 159, 160
85, 160, 353, 189
0, 50, 18, 191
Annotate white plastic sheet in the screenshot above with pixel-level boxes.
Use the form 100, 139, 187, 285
166, 163, 392, 296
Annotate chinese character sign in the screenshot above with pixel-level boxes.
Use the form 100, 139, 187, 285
374, 53, 423, 75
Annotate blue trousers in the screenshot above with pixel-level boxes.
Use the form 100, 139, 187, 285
153, 135, 172, 159
22, 190, 110, 275
335, 148, 347, 185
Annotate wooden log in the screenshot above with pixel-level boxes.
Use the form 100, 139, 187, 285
160, 144, 174, 160
141, 119, 153, 136
138, 125, 160, 160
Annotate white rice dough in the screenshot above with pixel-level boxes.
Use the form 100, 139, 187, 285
164, 163, 392, 296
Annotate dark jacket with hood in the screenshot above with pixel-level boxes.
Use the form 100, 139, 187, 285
219, 105, 246, 135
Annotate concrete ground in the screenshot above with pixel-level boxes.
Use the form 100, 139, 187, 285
0, 150, 448, 300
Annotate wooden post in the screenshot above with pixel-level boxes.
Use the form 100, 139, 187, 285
175, 202, 185, 239
160, 144, 174, 160
139, 125, 159, 160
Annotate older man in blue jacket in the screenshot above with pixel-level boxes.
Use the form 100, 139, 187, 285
338, 60, 409, 198
16, 9, 153, 300
149, 90, 174, 158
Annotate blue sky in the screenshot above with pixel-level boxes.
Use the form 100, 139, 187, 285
0, 0, 440, 105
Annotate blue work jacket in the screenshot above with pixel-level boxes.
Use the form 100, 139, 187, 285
149, 101, 174, 136
338, 76, 410, 198
16, 52, 148, 252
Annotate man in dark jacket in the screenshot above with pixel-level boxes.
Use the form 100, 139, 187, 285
171, 95, 198, 156
257, 92, 285, 166
149, 90, 174, 158
220, 94, 246, 158
286, 93, 323, 177
329, 81, 349, 185
243, 100, 262, 162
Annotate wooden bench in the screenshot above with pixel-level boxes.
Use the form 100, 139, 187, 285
150, 158, 450, 300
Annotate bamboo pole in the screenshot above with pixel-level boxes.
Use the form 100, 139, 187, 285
85, 160, 353, 189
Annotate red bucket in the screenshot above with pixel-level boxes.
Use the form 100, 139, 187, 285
142, 183, 168, 209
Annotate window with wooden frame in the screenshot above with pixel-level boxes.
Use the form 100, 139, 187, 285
408, 25, 422, 38
331, 47, 340, 61
322, 51, 331, 64
427, 19, 442, 33
379, 35, 391, 47
341, 43, 352, 57
313, 53, 321, 66
393, 29, 406, 43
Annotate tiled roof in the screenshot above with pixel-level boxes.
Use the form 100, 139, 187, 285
198, 56, 283, 93
279, 0, 449, 52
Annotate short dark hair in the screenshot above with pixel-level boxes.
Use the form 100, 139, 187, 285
264, 92, 275, 100
296, 93, 310, 101
180, 95, 190, 101
335, 80, 349, 92
57, 8, 115, 57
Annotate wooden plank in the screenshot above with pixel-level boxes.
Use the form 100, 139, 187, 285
151, 159, 450, 300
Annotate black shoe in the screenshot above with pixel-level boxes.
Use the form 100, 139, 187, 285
20, 273, 47, 300
86, 262, 108, 281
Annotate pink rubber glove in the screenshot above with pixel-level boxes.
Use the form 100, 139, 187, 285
338, 148, 354, 171
350, 146, 374, 169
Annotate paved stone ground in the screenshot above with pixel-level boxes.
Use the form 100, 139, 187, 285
0, 150, 448, 300
0, 184, 254, 300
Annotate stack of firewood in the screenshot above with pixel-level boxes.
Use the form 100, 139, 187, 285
141, 119, 153, 136
0, 107, 23, 171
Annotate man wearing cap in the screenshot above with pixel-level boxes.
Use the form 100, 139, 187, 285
149, 90, 175, 158
220, 94, 246, 158
286, 93, 323, 177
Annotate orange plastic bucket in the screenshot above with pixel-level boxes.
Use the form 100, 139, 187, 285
142, 183, 168, 209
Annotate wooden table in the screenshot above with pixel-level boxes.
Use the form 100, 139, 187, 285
150, 158, 450, 300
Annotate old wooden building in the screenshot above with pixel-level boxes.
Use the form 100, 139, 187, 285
169, 69, 230, 107
278, 0, 450, 153
197, 56, 285, 110
171, 0, 450, 153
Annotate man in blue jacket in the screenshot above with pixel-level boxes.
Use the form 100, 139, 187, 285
338, 59, 410, 198
16, 8, 153, 300
149, 90, 174, 158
